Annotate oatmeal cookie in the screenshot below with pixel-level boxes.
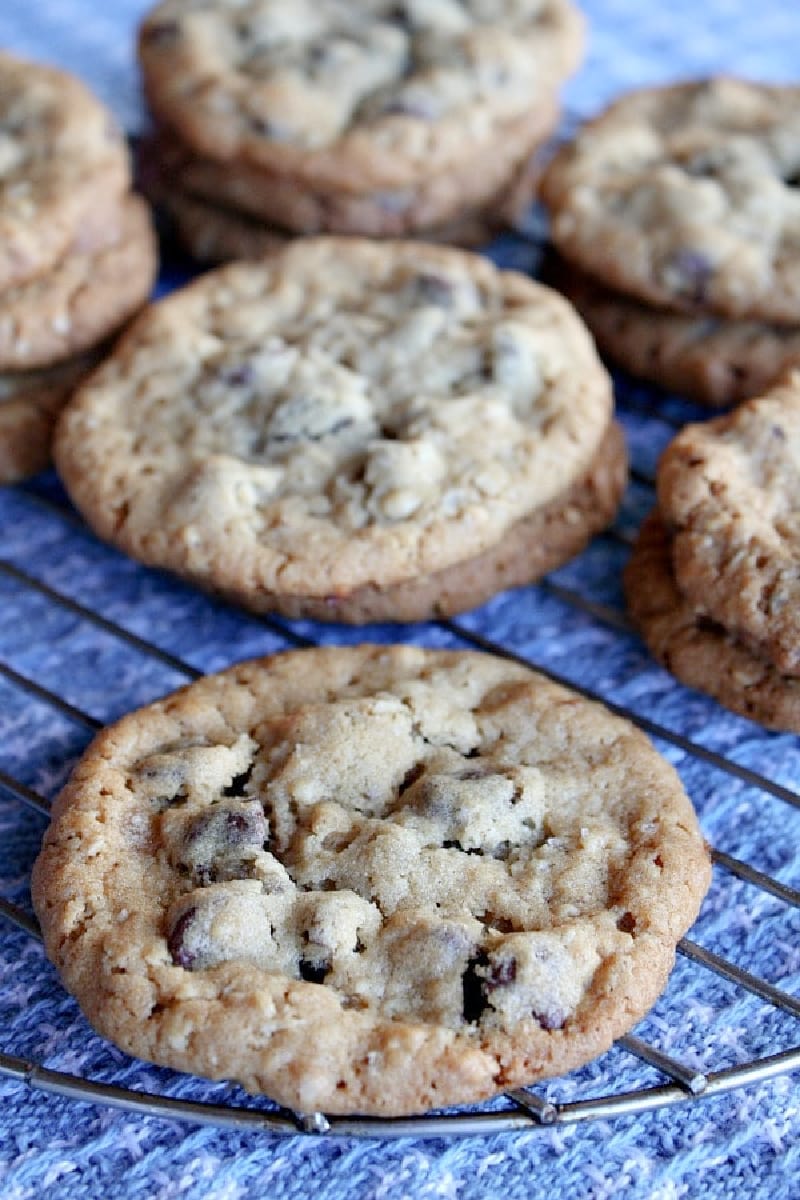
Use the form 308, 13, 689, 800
542, 79, 800, 323
0, 51, 130, 292
54, 238, 618, 620
0, 354, 98, 483
0, 195, 157, 370
625, 512, 800, 731
657, 373, 800, 675
32, 644, 710, 1115
552, 257, 800, 407
138, 0, 583, 192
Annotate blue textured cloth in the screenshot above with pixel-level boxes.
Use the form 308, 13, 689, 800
0, 2, 799, 1197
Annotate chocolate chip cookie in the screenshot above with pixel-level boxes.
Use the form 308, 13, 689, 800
553, 257, 800, 407
0, 354, 98, 484
542, 78, 800, 324
54, 237, 623, 622
0, 51, 130, 292
657, 372, 800, 675
32, 644, 710, 1115
139, 0, 583, 192
0, 195, 158, 370
625, 512, 800, 731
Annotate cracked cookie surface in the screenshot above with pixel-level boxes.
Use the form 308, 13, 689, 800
0, 51, 130, 292
657, 373, 800, 676
32, 644, 710, 1115
542, 79, 800, 323
54, 237, 614, 613
138, 0, 582, 191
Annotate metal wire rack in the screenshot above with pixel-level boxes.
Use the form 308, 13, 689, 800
0, 228, 798, 1141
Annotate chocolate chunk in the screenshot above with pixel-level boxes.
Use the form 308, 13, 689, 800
617, 911, 637, 934
185, 805, 267, 853
299, 958, 329, 984
484, 956, 517, 989
462, 951, 490, 1024
223, 765, 254, 797
167, 907, 198, 969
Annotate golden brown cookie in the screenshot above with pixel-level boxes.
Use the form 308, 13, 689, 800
0, 195, 157, 370
625, 511, 800, 731
552, 257, 800, 408
32, 644, 710, 1115
54, 238, 619, 621
0, 51, 130, 292
0, 354, 98, 483
138, 0, 583, 192
657, 373, 800, 675
542, 79, 800, 323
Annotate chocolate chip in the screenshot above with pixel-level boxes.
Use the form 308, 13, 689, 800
379, 95, 438, 120
167, 907, 198, 969
222, 766, 254, 797
246, 115, 287, 141
485, 956, 517, 990
669, 249, 714, 305
442, 840, 484, 856
219, 363, 255, 389
299, 958, 329, 984
186, 805, 267, 852
617, 911, 637, 934
534, 1007, 566, 1031
414, 273, 456, 308
462, 951, 490, 1024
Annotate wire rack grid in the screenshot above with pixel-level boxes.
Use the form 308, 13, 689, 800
0, 222, 799, 1142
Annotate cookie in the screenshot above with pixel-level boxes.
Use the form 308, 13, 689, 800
0, 354, 98, 484
149, 100, 557, 237
54, 238, 617, 621
145, 123, 543, 257
138, 0, 583, 191
625, 512, 800, 731
657, 373, 800, 675
149, 161, 536, 265
542, 78, 800, 323
0, 51, 131, 292
0, 195, 158, 371
32, 644, 710, 1115
551, 257, 800, 408
225, 419, 627, 623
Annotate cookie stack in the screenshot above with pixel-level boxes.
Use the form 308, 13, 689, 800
54, 237, 627, 623
137, 0, 585, 263
0, 52, 158, 484
541, 78, 800, 408
626, 372, 800, 731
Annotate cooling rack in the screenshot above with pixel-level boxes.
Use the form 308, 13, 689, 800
0, 223, 798, 1142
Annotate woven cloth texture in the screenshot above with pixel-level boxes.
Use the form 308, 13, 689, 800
0, 2, 798, 1198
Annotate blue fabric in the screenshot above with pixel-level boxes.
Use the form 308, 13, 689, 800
0, 2, 799, 1197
